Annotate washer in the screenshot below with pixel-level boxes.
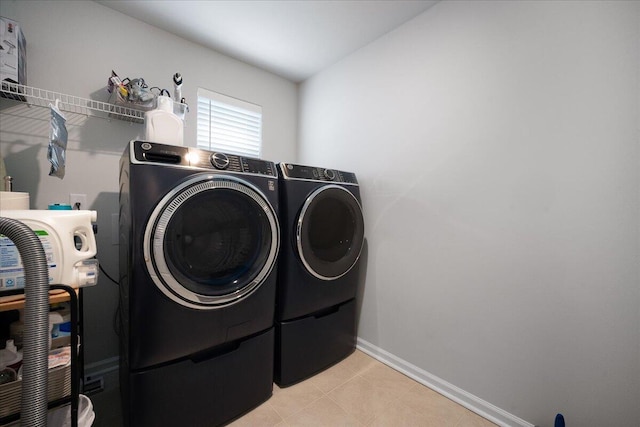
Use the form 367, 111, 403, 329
275, 162, 365, 386
119, 140, 279, 426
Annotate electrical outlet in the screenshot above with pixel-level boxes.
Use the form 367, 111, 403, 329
83, 375, 104, 395
69, 193, 87, 210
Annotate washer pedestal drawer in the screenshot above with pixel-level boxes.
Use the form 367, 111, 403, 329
275, 299, 356, 387
122, 327, 274, 427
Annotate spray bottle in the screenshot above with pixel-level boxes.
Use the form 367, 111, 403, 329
173, 72, 182, 103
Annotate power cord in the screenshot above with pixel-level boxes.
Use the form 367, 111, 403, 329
97, 263, 121, 337
113, 305, 120, 337
99, 264, 118, 285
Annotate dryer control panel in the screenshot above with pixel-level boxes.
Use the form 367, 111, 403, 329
279, 163, 358, 185
130, 141, 276, 177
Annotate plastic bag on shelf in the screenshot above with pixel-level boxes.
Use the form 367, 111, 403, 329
107, 70, 157, 111
48, 101, 67, 179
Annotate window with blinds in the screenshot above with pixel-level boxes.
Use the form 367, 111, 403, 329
197, 88, 262, 158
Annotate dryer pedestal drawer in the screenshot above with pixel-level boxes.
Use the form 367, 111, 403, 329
275, 298, 356, 387
123, 327, 274, 427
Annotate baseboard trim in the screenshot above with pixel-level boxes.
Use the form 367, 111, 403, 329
356, 338, 534, 427
84, 355, 119, 378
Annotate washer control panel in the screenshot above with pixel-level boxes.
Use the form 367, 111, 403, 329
131, 141, 276, 177
210, 152, 230, 170
279, 163, 358, 184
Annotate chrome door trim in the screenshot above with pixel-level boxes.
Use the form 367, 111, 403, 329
143, 173, 279, 309
296, 184, 364, 281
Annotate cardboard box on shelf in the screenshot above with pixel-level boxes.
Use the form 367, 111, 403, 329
0, 16, 27, 88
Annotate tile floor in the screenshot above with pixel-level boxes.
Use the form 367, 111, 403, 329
91, 349, 497, 426
228, 350, 496, 427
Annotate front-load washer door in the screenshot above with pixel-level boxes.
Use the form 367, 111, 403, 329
143, 174, 279, 309
296, 185, 364, 281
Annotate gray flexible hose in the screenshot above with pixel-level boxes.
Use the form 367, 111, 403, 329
0, 217, 49, 426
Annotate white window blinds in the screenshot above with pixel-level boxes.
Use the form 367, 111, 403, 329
197, 88, 262, 158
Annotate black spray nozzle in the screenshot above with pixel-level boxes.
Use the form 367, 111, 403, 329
173, 73, 183, 87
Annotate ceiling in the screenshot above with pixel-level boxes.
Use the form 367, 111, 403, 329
97, 1, 438, 82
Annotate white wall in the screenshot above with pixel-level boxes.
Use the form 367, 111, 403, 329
299, 1, 639, 426
0, 0, 298, 365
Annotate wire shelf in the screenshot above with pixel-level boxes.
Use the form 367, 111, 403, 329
0, 81, 146, 123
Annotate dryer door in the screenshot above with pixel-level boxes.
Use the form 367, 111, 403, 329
143, 174, 279, 309
296, 185, 364, 280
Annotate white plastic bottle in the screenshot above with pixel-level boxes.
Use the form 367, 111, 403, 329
0, 339, 22, 380
144, 95, 184, 146
10, 311, 64, 350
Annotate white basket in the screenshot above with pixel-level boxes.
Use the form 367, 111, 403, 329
0, 363, 71, 418
47, 394, 95, 427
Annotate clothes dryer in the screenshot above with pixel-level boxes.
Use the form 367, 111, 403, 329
275, 162, 364, 386
119, 141, 279, 426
